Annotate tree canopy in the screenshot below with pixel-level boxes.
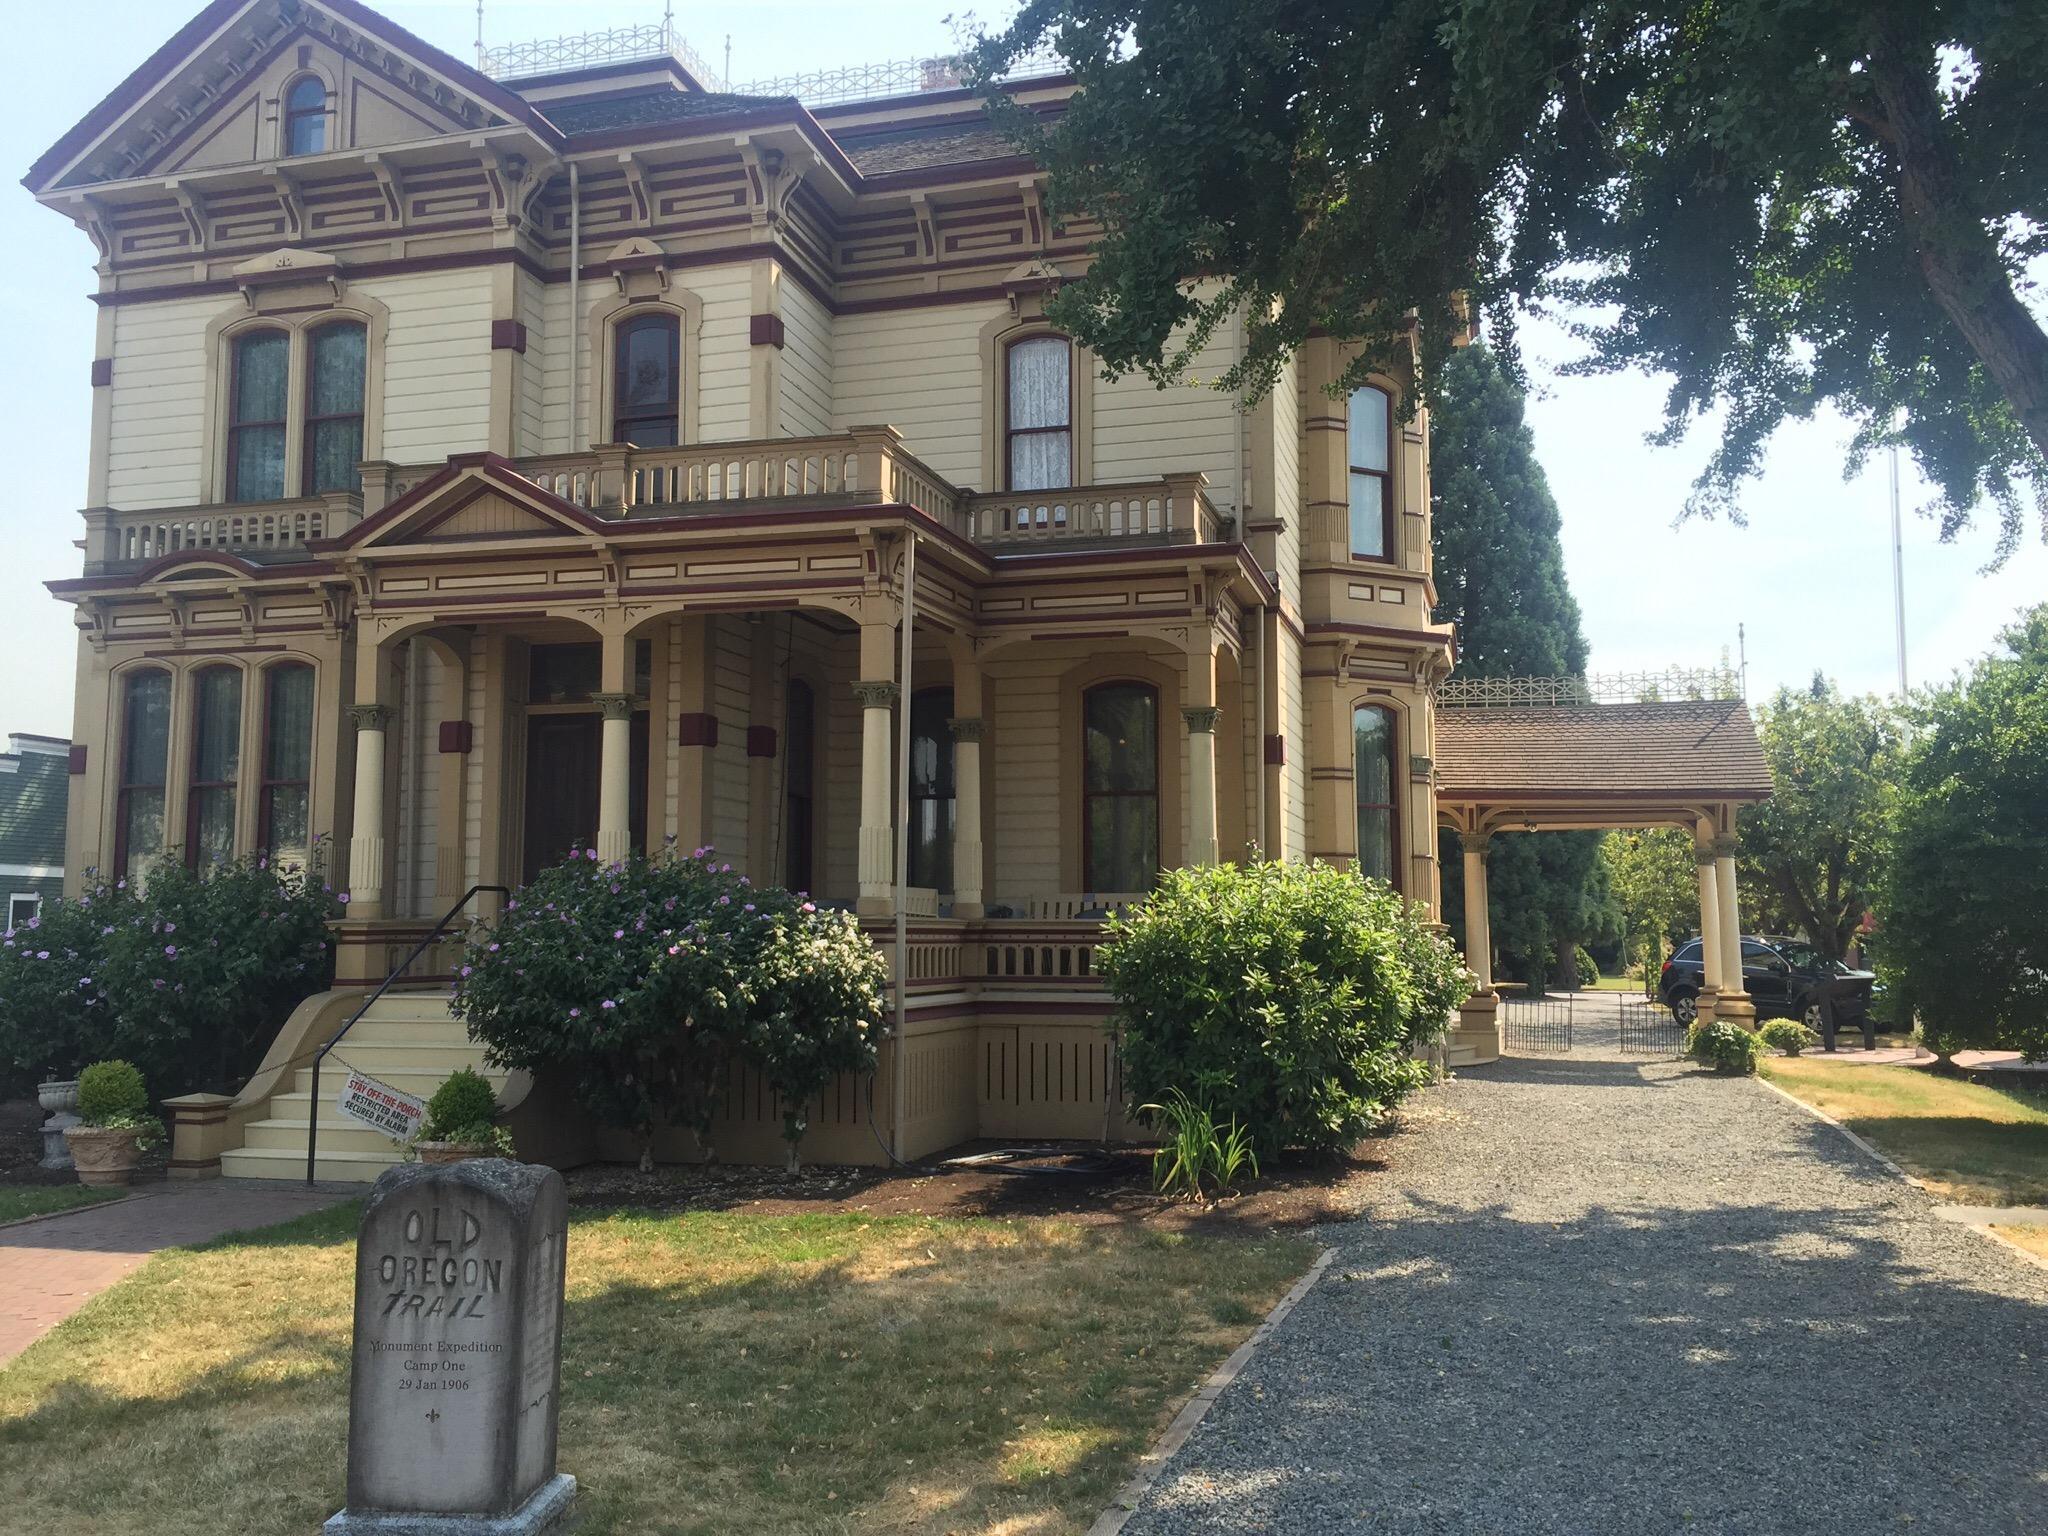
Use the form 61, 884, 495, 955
1737, 676, 1905, 961
1875, 605, 2048, 1060
973, 0, 2048, 555
1428, 345, 1616, 985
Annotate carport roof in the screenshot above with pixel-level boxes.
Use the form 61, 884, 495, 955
1434, 698, 1771, 803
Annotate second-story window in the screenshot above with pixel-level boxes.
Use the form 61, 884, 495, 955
304, 323, 367, 494
1006, 335, 1072, 491
1348, 384, 1393, 559
284, 77, 327, 157
228, 330, 290, 503
187, 667, 242, 868
613, 312, 680, 446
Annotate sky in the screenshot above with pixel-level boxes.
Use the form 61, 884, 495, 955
0, 0, 2040, 741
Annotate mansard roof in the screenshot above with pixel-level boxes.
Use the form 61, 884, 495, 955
538, 90, 801, 136
24, 0, 562, 194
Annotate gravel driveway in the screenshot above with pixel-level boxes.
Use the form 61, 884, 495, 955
1122, 1040, 2048, 1535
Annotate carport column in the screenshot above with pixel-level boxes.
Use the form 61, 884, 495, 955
855, 617, 898, 916
1712, 835, 1754, 1024
1693, 837, 1722, 1022
346, 702, 393, 918
1460, 833, 1494, 992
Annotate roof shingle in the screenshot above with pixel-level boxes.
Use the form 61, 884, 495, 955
1434, 699, 1771, 801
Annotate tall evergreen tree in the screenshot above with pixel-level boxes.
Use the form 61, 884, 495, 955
1431, 345, 1617, 986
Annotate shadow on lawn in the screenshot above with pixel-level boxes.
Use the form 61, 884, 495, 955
1131, 1187, 2048, 1536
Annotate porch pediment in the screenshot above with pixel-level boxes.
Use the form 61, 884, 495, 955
329, 454, 611, 555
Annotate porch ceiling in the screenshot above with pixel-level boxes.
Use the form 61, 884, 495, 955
1434, 698, 1770, 829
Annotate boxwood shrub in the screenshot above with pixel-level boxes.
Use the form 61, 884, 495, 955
1100, 860, 1467, 1158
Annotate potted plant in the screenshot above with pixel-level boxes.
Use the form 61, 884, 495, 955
63, 1060, 162, 1186
411, 1068, 514, 1164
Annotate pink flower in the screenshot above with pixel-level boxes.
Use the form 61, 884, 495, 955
338, 892, 351, 905
601, 999, 617, 1010
569, 1007, 582, 1019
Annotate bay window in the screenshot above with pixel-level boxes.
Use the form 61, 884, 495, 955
186, 667, 242, 868
259, 664, 314, 860
1348, 384, 1392, 559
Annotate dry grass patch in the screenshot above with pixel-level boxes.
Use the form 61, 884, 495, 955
0, 1185, 121, 1225
1763, 1059, 2048, 1204
0, 1202, 1311, 1536
1989, 1225, 2048, 1263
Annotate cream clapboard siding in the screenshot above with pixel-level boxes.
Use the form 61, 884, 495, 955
778, 280, 835, 438
106, 296, 216, 508
1093, 326, 1243, 514
707, 615, 752, 864
360, 270, 494, 463
693, 268, 754, 441
514, 267, 548, 457
834, 302, 1006, 487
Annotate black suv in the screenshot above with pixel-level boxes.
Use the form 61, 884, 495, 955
1660, 935, 1878, 1046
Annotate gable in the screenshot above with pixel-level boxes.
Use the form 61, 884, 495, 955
418, 492, 565, 541
337, 457, 609, 553
27, 0, 553, 193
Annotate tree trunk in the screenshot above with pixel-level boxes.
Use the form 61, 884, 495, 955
1867, 36, 2048, 468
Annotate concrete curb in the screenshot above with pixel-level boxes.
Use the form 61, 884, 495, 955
1754, 1075, 2048, 1275
1085, 1245, 1338, 1536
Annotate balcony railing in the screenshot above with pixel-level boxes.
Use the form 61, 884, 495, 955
83, 493, 360, 574
363, 433, 1229, 556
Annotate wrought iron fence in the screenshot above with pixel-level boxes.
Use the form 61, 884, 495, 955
1501, 993, 1574, 1054
1435, 666, 1743, 708
480, 20, 727, 88
1618, 998, 1688, 1056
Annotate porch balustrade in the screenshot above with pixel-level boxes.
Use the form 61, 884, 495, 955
357, 436, 1227, 555
82, 493, 360, 573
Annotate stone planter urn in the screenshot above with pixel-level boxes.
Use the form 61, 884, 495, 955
415, 1140, 498, 1165
36, 1079, 81, 1171
64, 1125, 144, 1186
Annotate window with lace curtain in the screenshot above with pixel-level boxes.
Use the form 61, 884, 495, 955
1005, 334, 1072, 491
259, 663, 314, 861
186, 667, 241, 869
115, 670, 171, 883
303, 323, 366, 494
1082, 682, 1159, 892
225, 321, 366, 501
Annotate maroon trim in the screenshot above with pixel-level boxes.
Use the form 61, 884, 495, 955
90, 357, 113, 386
746, 725, 778, 759
438, 720, 473, 754
68, 744, 88, 775
676, 712, 718, 748
748, 313, 786, 349
490, 319, 528, 353
1264, 734, 1286, 767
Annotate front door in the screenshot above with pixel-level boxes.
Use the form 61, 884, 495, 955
521, 712, 649, 883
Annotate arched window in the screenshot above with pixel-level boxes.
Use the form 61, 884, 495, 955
783, 679, 815, 894
613, 312, 680, 446
115, 670, 171, 883
284, 76, 327, 157
908, 688, 955, 891
303, 322, 366, 494
227, 330, 290, 502
260, 663, 314, 860
187, 667, 242, 868
1082, 682, 1158, 892
1348, 384, 1392, 559
1353, 704, 1398, 885
1006, 334, 1072, 491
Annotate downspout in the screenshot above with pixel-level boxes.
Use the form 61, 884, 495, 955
566, 160, 581, 452
1234, 303, 1265, 859
892, 532, 917, 1160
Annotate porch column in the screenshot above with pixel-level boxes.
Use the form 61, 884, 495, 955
1183, 707, 1222, 866
856, 616, 899, 917
346, 702, 393, 918
1460, 832, 1493, 993
1713, 834, 1754, 1024
593, 692, 635, 864
1694, 837, 1723, 1022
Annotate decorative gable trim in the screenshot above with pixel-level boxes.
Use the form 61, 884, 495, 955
328, 452, 614, 554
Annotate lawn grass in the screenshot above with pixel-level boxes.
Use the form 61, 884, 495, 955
0, 1184, 121, 1225
1763, 1058, 2048, 1205
0, 1202, 1313, 1536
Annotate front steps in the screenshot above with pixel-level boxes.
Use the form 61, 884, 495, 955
220, 989, 505, 1182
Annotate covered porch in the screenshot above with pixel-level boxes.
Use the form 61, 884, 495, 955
1432, 676, 1774, 1063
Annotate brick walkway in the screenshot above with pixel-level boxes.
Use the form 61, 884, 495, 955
0, 1180, 341, 1366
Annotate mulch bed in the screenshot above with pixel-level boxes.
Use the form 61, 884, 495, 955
564, 1130, 1412, 1234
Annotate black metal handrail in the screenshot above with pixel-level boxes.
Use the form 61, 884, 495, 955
305, 884, 510, 1186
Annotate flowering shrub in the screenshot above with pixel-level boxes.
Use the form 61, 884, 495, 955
0, 853, 338, 1098
452, 847, 884, 1169
1101, 860, 1468, 1159
0, 879, 134, 1091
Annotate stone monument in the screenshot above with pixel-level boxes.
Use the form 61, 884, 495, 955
325, 1160, 575, 1535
